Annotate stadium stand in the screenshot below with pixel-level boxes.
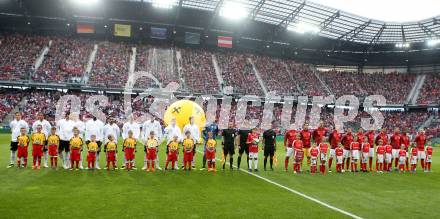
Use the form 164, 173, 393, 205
33, 36, 95, 83
88, 41, 132, 88
418, 73, 440, 104
0, 33, 49, 81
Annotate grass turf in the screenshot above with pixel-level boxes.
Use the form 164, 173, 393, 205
0, 133, 438, 219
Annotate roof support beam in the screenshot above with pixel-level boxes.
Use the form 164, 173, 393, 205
205, 0, 225, 33
366, 24, 386, 50
277, 1, 305, 28
250, 0, 265, 20
173, 0, 183, 28
418, 22, 440, 38
337, 20, 371, 41
319, 11, 340, 32
401, 25, 406, 42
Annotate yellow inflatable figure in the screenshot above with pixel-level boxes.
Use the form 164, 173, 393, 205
163, 100, 206, 134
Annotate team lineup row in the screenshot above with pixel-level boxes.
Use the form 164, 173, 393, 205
6, 112, 433, 173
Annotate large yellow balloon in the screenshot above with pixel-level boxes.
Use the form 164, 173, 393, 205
163, 100, 206, 132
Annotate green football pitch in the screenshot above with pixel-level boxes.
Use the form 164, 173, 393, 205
0, 133, 438, 219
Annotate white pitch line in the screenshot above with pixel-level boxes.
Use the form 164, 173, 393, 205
196, 150, 363, 219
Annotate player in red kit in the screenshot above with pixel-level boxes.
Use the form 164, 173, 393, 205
400, 128, 411, 171
350, 136, 361, 172
356, 129, 364, 144
410, 146, 418, 173
425, 142, 433, 172
246, 128, 260, 172
361, 136, 370, 172
328, 128, 340, 172
335, 144, 344, 173
376, 140, 385, 173
300, 124, 312, 168
398, 145, 407, 173
309, 144, 319, 174
366, 130, 375, 171
318, 137, 329, 174
341, 128, 354, 172
414, 129, 426, 170
384, 143, 393, 172
375, 128, 389, 146
312, 121, 327, 145
284, 129, 297, 171
390, 128, 401, 171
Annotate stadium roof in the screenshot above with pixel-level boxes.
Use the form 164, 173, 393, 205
144, 0, 440, 45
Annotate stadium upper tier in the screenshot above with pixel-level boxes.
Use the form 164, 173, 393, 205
0, 33, 439, 104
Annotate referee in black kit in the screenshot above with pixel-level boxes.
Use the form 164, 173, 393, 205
221, 122, 237, 170
237, 128, 251, 169
262, 124, 277, 171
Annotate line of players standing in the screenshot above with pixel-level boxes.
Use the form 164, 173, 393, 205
6, 111, 433, 173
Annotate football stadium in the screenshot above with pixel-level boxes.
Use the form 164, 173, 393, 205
0, 0, 440, 218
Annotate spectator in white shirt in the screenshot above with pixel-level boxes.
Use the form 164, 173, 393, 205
141, 116, 163, 170
121, 116, 141, 169
85, 117, 105, 169
32, 113, 51, 168
7, 112, 29, 168
183, 116, 201, 167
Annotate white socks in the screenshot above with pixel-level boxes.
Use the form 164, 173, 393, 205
248, 159, 258, 170
95, 155, 100, 168
43, 152, 48, 166
10, 151, 16, 164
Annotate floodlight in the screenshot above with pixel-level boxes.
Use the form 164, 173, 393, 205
220, 1, 248, 20
152, 0, 174, 9
287, 22, 320, 34
395, 42, 410, 48
427, 39, 440, 47
70, 0, 99, 5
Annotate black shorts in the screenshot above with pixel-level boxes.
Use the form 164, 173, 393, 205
238, 144, 248, 155
264, 146, 275, 157
223, 144, 235, 156
59, 140, 70, 153
10, 142, 18, 151
43, 141, 48, 152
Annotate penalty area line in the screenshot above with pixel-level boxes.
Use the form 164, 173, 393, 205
196, 150, 363, 219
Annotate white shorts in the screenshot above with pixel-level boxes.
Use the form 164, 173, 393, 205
351, 150, 360, 160
399, 156, 406, 165
361, 152, 369, 163
369, 148, 375, 157
418, 151, 426, 160
286, 147, 294, 158
343, 149, 350, 158
336, 156, 343, 164
426, 155, 432, 163
410, 155, 417, 165
249, 152, 258, 159
330, 149, 336, 157
377, 154, 384, 163
392, 149, 400, 159
385, 153, 392, 163
320, 153, 327, 162
311, 157, 318, 166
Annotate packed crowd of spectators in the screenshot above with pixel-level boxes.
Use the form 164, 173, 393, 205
284, 60, 326, 96
179, 48, 220, 94
317, 70, 364, 98
216, 52, 264, 95
355, 72, 416, 104
252, 55, 299, 96
0, 33, 48, 81
418, 73, 440, 104
33, 36, 95, 83
0, 90, 23, 122
89, 41, 132, 88
135, 45, 179, 89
